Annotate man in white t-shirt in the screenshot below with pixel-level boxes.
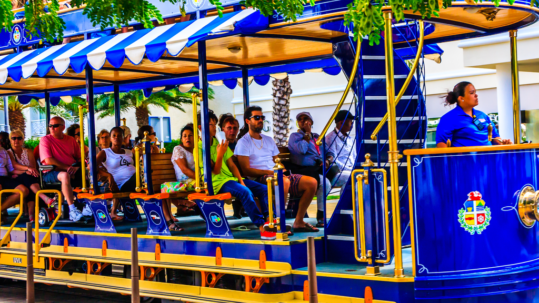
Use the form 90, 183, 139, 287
235, 106, 319, 233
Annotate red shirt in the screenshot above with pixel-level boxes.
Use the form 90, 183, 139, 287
39, 134, 81, 167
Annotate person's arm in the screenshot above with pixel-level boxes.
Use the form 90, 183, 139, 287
212, 141, 228, 175
4, 151, 14, 174
489, 121, 512, 145
237, 155, 273, 177
435, 117, 453, 148
175, 158, 196, 179
96, 150, 119, 192
288, 133, 309, 155
226, 157, 245, 186
324, 133, 337, 159
7, 151, 28, 174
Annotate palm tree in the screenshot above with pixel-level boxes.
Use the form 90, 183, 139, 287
272, 77, 293, 147
95, 88, 214, 127
0, 96, 41, 135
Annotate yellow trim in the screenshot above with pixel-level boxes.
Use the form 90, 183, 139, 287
406, 155, 416, 277
35, 189, 62, 262
0, 253, 45, 269
403, 143, 539, 156
291, 269, 414, 283
0, 226, 322, 245
0, 189, 24, 247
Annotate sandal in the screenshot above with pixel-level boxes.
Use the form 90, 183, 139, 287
110, 213, 123, 221
46, 196, 57, 207
167, 220, 184, 232
293, 223, 319, 233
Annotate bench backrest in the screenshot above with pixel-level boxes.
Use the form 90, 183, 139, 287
150, 153, 176, 193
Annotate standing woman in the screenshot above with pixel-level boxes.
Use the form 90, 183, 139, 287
7, 130, 55, 222
437, 82, 512, 147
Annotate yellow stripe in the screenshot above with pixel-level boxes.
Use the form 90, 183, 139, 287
291, 269, 414, 283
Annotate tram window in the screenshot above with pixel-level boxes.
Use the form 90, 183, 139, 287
150, 116, 172, 143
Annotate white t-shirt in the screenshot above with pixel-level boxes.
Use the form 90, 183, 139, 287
102, 148, 136, 188
171, 145, 195, 182
234, 133, 279, 171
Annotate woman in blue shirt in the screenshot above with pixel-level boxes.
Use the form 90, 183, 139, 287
436, 81, 512, 147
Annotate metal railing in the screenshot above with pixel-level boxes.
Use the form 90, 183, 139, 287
0, 189, 24, 247
34, 190, 62, 261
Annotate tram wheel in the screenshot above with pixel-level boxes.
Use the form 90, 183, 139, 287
38, 208, 50, 227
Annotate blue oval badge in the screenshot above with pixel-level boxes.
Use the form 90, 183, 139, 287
209, 212, 223, 228
149, 210, 162, 225
96, 209, 107, 223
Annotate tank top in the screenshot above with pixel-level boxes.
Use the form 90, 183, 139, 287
103, 148, 136, 189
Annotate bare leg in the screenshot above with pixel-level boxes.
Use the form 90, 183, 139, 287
57, 172, 75, 205
29, 183, 51, 205
293, 176, 317, 229
1, 185, 30, 212
111, 199, 119, 214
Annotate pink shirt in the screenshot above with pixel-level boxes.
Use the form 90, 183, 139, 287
39, 134, 81, 167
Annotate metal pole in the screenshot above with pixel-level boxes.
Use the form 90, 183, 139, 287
198, 40, 214, 195
114, 84, 121, 127
85, 65, 100, 194
3, 96, 8, 132
383, 12, 404, 278
131, 228, 140, 303
509, 30, 521, 144
26, 222, 34, 303
45, 92, 50, 130
307, 236, 318, 303
242, 67, 250, 109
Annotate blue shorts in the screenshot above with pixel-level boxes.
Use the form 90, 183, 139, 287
43, 171, 61, 184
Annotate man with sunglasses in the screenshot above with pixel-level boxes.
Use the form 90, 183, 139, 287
235, 106, 319, 233
39, 116, 86, 222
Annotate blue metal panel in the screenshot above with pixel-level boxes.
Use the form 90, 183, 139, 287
198, 40, 214, 195
137, 198, 170, 235
85, 65, 100, 194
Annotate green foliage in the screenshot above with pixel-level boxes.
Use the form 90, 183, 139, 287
163, 139, 182, 153
0, 0, 13, 34
239, 0, 315, 22
24, 138, 40, 150
25, 0, 65, 43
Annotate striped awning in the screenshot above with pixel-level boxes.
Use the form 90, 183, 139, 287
0, 8, 265, 85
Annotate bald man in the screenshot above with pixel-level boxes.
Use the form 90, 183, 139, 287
39, 116, 87, 222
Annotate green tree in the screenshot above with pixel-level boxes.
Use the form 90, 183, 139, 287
95, 87, 214, 127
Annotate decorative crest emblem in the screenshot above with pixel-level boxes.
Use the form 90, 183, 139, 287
12, 26, 21, 44
458, 191, 491, 235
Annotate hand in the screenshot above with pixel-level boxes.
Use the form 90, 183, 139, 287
108, 176, 119, 192
27, 168, 38, 177
501, 139, 512, 145
324, 160, 330, 167
67, 166, 79, 175
304, 120, 312, 134
239, 179, 246, 187
11, 174, 18, 179
98, 173, 109, 183
216, 140, 229, 158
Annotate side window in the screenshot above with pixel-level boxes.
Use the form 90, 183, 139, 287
149, 116, 172, 143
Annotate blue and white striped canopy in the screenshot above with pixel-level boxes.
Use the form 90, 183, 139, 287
0, 8, 265, 85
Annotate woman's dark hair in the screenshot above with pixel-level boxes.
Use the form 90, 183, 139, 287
444, 81, 472, 106
110, 126, 124, 137
66, 124, 80, 137
238, 106, 263, 139
0, 131, 10, 149
196, 109, 218, 128
180, 123, 194, 147
134, 125, 153, 145
218, 113, 238, 129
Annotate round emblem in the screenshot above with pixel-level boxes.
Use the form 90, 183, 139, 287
149, 210, 162, 225
125, 202, 135, 214
12, 25, 22, 45
96, 209, 107, 224
191, 0, 205, 8
458, 191, 491, 235
209, 212, 223, 227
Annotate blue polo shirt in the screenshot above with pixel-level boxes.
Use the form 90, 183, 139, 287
436, 106, 499, 147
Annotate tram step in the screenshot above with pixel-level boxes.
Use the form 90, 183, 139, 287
0, 269, 345, 303
0, 244, 290, 278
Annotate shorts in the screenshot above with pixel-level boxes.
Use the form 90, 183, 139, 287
161, 179, 196, 193
0, 176, 23, 190
13, 174, 39, 189
256, 174, 302, 198
43, 169, 83, 188
119, 174, 138, 193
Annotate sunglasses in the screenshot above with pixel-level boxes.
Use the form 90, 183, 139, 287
149, 132, 156, 136
11, 137, 22, 141
249, 115, 265, 121
472, 115, 484, 131
48, 124, 63, 129
74, 133, 80, 137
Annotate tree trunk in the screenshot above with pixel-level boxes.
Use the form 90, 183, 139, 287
135, 106, 149, 127
272, 77, 292, 147
9, 108, 25, 135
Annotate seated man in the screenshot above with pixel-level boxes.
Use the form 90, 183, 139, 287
324, 110, 357, 190
235, 106, 319, 233
197, 110, 276, 240
39, 116, 87, 222
288, 112, 336, 228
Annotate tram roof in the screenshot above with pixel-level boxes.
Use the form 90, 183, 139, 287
0, 1, 536, 97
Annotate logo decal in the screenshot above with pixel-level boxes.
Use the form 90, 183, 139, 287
96, 209, 108, 223
12, 26, 21, 44
125, 202, 135, 214
209, 212, 223, 227
149, 210, 161, 225
458, 191, 491, 235
119, 156, 132, 167
13, 257, 22, 264
191, 0, 205, 8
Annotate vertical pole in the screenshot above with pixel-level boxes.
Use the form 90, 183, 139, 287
45, 92, 50, 131
79, 105, 87, 193
114, 84, 121, 127
192, 94, 202, 192
85, 65, 100, 194
131, 228, 140, 303
26, 222, 34, 303
242, 67, 250, 110
321, 140, 328, 260
198, 40, 214, 195
307, 236, 318, 303
3, 96, 8, 132
509, 30, 521, 144
274, 163, 287, 234
383, 12, 404, 278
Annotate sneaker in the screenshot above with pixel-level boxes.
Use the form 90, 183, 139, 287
260, 230, 276, 240
70, 209, 83, 222
82, 203, 92, 217
263, 222, 278, 232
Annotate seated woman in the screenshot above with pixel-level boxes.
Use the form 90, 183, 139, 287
66, 124, 89, 158
161, 124, 197, 215
0, 142, 30, 224
96, 129, 111, 153
7, 130, 55, 222
437, 81, 512, 147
